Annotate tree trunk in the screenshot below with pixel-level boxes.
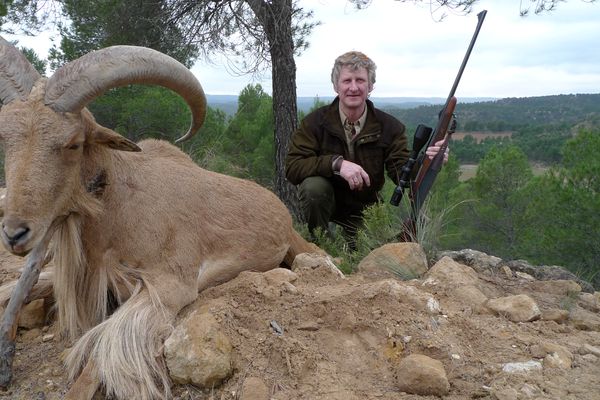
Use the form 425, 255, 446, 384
248, 0, 302, 220
271, 39, 301, 219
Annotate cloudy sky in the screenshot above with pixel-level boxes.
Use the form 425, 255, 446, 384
7, 0, 600, 99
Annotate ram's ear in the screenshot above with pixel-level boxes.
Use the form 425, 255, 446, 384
91, 125, 141, 152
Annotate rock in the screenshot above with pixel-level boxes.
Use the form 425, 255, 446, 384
359, 279, 441, 314
541, 308, 569, 323
500, 265, 513, 278
519, 383, 543, 397
424, 256, 480, 287
164, 310, 233, 388
501, 259, 595, 293
239, 377, 269, 400
20, 327, 42, 342
502, 360, 542, 373
18, 299, 46, 329
528, 279, 582, 296
394, 354, 450, 396
262, 268, 298, 286
569, 308, 600, 331
42, 333, 55, 342
578, 343, 600, 357
357, 242, 428, 280
579, 292, 600, 312
291, 253, 344, 279
492, 387, 518, 400
514, 271, 535, 281
436, 249, 502, 272
453, 284, 489, 310
530, 342, 572, 369
486, 294, 541, 322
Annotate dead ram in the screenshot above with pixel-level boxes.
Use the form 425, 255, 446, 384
0, 36, 315, 399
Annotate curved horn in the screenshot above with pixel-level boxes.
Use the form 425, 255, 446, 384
0, 35, 42, 104
45, 46, 206, 142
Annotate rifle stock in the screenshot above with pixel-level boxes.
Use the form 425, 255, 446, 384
412, 96, 457, 193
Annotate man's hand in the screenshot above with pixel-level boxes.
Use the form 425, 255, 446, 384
339, 160, 371, 191
425, 139, 450, 163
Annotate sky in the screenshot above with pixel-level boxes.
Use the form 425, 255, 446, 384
5, 0, 600, 99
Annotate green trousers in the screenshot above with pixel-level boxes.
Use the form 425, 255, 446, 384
298, 176, 369, 244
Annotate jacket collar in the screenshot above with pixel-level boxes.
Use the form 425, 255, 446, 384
324, 97, 381, 139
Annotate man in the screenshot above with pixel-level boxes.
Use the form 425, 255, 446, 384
285, 51, 447, 243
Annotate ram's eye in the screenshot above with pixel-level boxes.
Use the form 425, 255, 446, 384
67, 143, 81, 150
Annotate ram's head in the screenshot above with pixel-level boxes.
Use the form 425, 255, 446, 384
0, 36, 206, 255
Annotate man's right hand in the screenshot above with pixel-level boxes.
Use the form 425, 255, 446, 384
339, 160, 371, 191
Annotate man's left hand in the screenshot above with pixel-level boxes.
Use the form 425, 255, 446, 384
425, 140, 449, 163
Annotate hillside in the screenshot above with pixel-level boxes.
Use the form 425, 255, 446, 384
1, 245, 599, 400
385, 93, 600, 132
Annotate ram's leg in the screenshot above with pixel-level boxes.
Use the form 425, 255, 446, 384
64, 360, 100, 400
196, 246, 288, 293
66, 274, 196, 400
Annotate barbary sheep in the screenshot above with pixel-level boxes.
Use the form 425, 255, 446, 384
0, 36, 315, 399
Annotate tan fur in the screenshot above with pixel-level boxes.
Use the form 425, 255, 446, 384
0, 83, 315, 399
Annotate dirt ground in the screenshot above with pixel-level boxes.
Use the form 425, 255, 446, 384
0, 246, 599, 400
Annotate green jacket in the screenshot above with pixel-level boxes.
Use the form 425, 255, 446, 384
286, 97, 409, 207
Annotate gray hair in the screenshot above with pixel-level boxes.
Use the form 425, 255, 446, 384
331, 51, 377, 88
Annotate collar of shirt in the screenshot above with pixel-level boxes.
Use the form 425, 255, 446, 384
339, 105, 368, 139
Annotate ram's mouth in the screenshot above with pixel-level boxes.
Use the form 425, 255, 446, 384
1, 215, 67, 257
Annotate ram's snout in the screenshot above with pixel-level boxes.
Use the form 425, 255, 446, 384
1, 216, 33, 255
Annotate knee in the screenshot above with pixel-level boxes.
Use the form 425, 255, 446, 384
298, 176, 334, 204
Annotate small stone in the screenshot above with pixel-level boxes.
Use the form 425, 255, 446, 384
500, 265, 513, 278
514, 271, 535, 281
42, 334, 55, 342
579, 343, 600, 357
502, 360, 542, 373
541, 308, 569, 323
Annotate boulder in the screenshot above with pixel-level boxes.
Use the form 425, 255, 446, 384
394, 354, 450, 396
485, 294, 541, 322
164, 310, 233, 388
357, 242, 428, 280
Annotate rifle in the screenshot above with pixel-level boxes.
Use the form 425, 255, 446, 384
390, 10, 487, 241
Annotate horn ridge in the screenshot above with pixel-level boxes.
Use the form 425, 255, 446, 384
0, 35, 42, 104
45, 45, 206, 142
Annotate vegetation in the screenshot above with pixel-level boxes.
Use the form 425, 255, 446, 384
388, 93, 600, 165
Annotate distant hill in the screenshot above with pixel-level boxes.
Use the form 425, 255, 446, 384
206, 92, 600, 138
385, 93, 600, 132
206, 94, 496, 116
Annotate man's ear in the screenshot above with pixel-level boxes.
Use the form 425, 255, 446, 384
91, 125, 141, 152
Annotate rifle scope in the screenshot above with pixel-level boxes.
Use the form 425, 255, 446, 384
390, 124, 433, 206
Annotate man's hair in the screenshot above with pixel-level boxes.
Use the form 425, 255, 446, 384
331, 51, 377, 88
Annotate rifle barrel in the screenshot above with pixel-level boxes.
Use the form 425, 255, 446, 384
446, 10, 487, 105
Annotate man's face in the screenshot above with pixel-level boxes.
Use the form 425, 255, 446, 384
334, 66, 372, 113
